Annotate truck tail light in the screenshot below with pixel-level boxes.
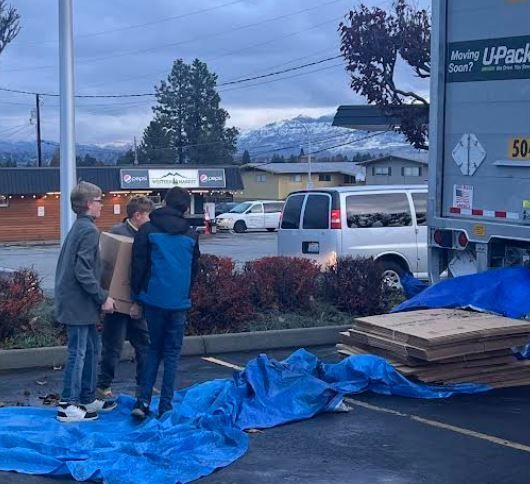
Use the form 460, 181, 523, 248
331, 209, 341, 229
457, 231, 469, 248
433, 229, 452, 248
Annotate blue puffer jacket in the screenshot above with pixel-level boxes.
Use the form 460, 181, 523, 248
131, 207, 200, 310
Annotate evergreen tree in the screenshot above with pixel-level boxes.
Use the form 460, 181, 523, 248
153, 60, 191, 164
271, 154, 285, 163
145, 58, 239, 165
117, 149, 136, 165
139, 119, 175, 164
50, 149, 59, 166
77, 154, 98, 166
241, 150, 251, 165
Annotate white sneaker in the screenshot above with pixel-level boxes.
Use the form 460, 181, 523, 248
56, 404, 98, 423
83, 399, 117, 413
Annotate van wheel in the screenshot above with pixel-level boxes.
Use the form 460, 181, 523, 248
233, 221, 247, 233
266, 228, 276, 232
381, 261, 405, 289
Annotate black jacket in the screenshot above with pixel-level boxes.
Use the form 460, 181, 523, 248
131, 207, 200, 310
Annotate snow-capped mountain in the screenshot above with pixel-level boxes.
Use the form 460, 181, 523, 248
237, 114, 418, 160
0, 140, 127, 166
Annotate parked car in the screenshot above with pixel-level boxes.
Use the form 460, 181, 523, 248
215, 202, 238, 217
277, 186, 428, 286
216, 200, 285, 233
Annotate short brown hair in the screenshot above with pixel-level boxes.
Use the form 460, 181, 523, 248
70, 181, 102, 215
126, 195, 154, 218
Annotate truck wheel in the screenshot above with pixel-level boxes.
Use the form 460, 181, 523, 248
381, 261, 405, 289
233, 221, 247, 233
266, 228, 276, 232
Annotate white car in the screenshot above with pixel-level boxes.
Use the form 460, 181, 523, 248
216, 200, 284, 233
277, 186, 428, 286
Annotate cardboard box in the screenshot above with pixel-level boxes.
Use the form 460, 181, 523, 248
100, 232, 134, 315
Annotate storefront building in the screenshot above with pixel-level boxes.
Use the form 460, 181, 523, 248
0, 165, 243, 243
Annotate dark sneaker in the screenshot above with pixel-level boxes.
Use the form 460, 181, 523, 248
83, 399, 117, 413
56, 404, 98, 423
131, 401, 150, 421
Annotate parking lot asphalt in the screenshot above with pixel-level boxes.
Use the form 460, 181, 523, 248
1, 345, 530, 484
0, 231, 277, 291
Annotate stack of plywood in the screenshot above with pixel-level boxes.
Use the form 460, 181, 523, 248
337, 309, 530, 388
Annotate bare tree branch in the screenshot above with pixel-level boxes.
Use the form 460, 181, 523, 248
0, 1, 21, 56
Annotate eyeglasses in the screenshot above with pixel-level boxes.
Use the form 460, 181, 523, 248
91, 198, 103, 204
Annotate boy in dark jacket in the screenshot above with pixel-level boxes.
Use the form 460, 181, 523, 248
96, 195, 154, 400
130, 187, 200, 419
55, 182, 116, 422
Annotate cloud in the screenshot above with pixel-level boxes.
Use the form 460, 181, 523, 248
0, 0, 429, 144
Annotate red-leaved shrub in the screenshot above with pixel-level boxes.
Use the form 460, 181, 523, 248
0, 269, 44, 340
188, 255, 255, 335
320, 257, 395, 316
243, 256, 320, 311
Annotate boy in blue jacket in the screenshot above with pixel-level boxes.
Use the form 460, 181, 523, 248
130, 187, 200, 419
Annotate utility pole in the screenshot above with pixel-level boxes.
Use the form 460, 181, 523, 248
133, 136, 139, 165
35, 94, 42, 167
59, 0, 77, 243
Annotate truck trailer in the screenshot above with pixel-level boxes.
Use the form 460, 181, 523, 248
429, 0, 530, 281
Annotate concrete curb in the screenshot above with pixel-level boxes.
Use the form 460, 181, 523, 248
0, 325, 350, 371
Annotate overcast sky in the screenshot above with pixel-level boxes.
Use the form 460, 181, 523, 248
0, 0, 429, 146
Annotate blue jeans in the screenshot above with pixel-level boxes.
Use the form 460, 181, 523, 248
138, 306, 186, 415
62, 324, 98, 405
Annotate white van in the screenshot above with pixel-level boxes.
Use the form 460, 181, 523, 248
216, 200, 284, 233
277, 186, 428, 285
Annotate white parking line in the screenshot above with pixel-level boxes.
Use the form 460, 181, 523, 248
345, 398, 530, 454
202, 356, 244, 371
201, 355, 530, 454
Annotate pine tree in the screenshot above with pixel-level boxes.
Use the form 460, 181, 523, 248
145, 58, 239, 165
139, 119, 175, 164
153, 60, 191, 164
241, 150, 251, 165
50, 149, 59, 166
117, 149, 136, 165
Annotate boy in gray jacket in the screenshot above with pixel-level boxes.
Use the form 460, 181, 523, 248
55, 182, 116, 422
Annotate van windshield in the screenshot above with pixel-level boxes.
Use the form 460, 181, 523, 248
229, 202, 252, 214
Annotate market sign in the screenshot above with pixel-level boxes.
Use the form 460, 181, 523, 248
120, 168, 226, 190
447, 35, 530, 82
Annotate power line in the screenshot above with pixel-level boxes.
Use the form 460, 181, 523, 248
81, 16, 342, 91
219, 56, 341, 86
16, 0, 248, 47
0, 55, 344, 98
2, 0, 347, 73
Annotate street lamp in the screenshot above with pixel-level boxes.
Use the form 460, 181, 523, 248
58, 0, 77, 243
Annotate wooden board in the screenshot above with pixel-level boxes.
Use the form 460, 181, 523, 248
345, 329, 529, 361
353, 309, 530, 347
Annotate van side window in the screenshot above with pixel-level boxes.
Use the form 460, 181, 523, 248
412, 193, 427, 226
249, 204, 264, 214
264, 202, 283, 213
303, 194, 330, 229
345, 193, 412, 228
281, 195, 305, 229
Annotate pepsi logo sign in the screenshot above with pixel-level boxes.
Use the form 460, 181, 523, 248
200, 174, 209, 182
123, 174, 132, 183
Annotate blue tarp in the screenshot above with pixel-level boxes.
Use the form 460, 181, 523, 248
394, 267, 530, 319
0, 350, 488, 484
400, 273, 429, 299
